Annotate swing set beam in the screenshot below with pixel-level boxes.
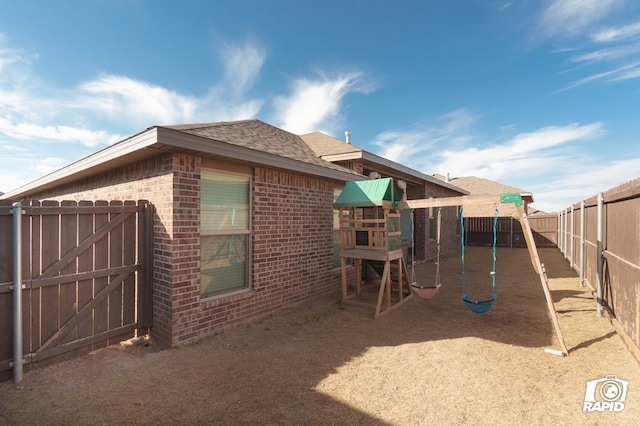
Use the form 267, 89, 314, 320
399, 193, 569, 357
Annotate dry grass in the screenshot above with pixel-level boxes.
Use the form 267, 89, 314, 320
1, 247, 639, 425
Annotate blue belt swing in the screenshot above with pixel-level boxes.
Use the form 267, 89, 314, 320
460, 206, 498, 314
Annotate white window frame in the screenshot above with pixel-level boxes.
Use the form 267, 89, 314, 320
200, 168, 252, 298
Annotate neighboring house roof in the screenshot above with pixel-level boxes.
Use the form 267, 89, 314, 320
1, 120, 362, 200
300, 132, 467, 195
433, 174, 533, 202
432, 174, 535, 216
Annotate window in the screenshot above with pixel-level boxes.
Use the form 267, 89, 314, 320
200, 169, 250, 297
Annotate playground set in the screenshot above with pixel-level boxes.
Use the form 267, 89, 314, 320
334, 178, 568, 356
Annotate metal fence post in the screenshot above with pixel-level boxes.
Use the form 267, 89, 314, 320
579, 200, 585, 287
11, 202, 23, 384
596, 192, 603, 317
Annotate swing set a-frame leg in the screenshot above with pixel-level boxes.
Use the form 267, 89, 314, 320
516, 205, 569, 356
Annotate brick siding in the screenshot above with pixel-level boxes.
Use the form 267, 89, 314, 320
27, 152, 345, 347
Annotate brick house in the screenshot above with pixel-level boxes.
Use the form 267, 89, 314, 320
2, 120, 465, 347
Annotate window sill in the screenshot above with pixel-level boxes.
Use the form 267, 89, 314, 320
200, 288, 255, 309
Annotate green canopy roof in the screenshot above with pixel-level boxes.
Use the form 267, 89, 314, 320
334, 178, 399, 208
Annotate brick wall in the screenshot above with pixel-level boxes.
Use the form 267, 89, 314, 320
190, 168, 344, 345
407, 182, 462, 261
28, 152, 345, 347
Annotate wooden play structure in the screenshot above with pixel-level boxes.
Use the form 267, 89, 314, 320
334, 179, 569, 356
334, 178, 414, 319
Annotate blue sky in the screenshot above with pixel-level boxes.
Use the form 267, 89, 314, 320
1, 0, 639, 212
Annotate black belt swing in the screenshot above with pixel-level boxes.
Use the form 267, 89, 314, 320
460, 206, 498, 314
410, 208, 442, 300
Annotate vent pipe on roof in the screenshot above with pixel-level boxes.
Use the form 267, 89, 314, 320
345, 131, 351, 144
446, 172, 450, 182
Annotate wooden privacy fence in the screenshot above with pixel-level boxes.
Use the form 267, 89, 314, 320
558, 177, 640, 359
464, 214, 558, 248
0, 200, 153, 383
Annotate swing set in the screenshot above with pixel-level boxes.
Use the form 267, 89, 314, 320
334, 179, 568, 356
408, 205, 499, 314
402, 193, 568, 356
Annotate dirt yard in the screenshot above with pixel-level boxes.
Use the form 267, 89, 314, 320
1, 247, 639, 425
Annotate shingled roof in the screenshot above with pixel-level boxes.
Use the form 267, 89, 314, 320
433, 174, 531, 198
164, 120, 352, 173
299, 131, 363, 157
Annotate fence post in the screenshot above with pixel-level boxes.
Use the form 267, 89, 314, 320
569, 205, 574, 269
11, 202, 23, 384
596, 192, 603, 317
510, 216, 513, 248
557, 211, 561, 251
562, 209, 569, 259
560, 210, 564, 256
579, 200, 585, 287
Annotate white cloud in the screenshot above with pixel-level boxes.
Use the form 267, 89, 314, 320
591, 20, 640, 43
433, 122, 603, 181
0, 117, 120, 147
374, 108, 479, 166
531, 157, 640, 211
218, 40, 266, 99
559, 60, 640, 90
31, 157, 68, 174
538, 0, 624, 39
77, 41, 268, 126
79, 75, 200, 126
273, 71, 375, 135
540, 2, 640, 90
570, 42, 640, 63
371, 113, 608, 212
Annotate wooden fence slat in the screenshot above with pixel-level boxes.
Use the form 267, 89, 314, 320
108, 201, 125, 344
93, 200, 110, 351
122, 201, 137, 328
77, 201, 95, 347
59, 200, 78, 345
28, 200, 42, 355
39, 200, 60, 349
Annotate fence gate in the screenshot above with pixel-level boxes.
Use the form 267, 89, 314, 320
0, 200, 153, 383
